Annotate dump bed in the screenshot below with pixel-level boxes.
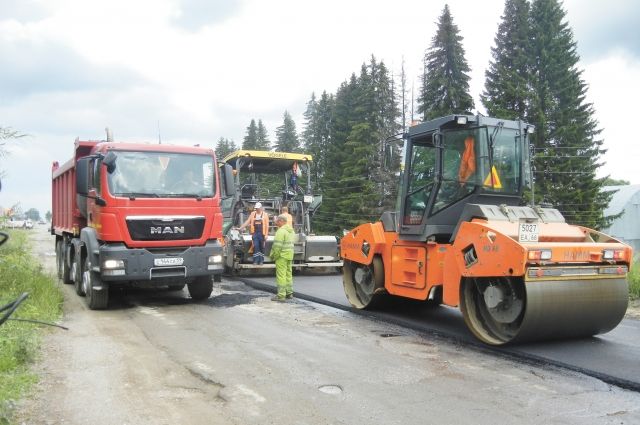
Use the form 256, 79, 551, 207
51, 140, 97, 236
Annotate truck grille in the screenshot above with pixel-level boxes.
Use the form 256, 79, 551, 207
126, 216, 205, 241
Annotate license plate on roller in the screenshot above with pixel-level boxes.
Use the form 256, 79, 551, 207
154, 257, 184, 266
518, 221, 539, 243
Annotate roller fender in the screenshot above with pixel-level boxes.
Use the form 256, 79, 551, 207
340, 222, 386, 266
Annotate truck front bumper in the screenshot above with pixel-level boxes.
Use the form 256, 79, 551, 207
98, 240, 224, 281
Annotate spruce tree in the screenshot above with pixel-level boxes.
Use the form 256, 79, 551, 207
214, 137, 237, 161
302, 91, 334, 182
302, 92, 318, 144
242, 119, 259, 150
482, 0, 531, 120
529, 0, 612, 229
317, 75, 360, 234
418, 4, 474, 121
275, 111, 300, 152
256, 120, 271, 150
330, 58, 401, 231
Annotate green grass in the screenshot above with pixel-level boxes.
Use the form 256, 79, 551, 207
0, 230, 63, 424
630, 260, 640, 300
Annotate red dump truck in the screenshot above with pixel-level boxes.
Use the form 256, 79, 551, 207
52, 133, 235, 309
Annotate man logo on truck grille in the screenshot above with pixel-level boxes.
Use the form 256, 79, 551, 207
150, 226, 185, 235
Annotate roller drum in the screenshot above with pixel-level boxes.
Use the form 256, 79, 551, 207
461, 276, 629, 345
514, 277, 628, 343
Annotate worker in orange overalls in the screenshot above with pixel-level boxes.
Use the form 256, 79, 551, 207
239, 202, 269, 265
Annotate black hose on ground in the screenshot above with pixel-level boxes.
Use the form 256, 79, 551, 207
0, 292, 29, 326
0, 292, 68, 330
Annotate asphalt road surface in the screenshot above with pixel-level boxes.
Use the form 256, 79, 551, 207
15, 226, 640, 424
239, 273, 640, 391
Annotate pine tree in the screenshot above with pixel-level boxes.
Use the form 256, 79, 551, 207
214, 137, 237, 161
528, 0, 612, 229
418, 4, 474, 120
275, 111, 300, 152
242, 119, 258, 150
256, 120, 270, 150
482, 0, 531, 120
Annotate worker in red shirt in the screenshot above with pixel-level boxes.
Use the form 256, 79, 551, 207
238, 202, 269, 265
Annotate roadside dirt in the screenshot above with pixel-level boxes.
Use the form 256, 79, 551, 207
627, 299, 640, 319
17, 227, 234, 425
14, 225, 640, 424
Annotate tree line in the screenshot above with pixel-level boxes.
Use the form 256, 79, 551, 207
215, 0, 615, 233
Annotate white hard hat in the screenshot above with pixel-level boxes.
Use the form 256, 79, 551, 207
255, 202, 262, 208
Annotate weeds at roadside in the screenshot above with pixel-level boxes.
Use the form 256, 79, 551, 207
0, 230, 63, 423
629, 261, 640, 300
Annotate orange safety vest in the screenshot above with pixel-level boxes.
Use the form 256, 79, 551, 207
249, 211, 269, 236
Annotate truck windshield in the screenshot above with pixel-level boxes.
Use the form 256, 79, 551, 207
106, 151, 215, 198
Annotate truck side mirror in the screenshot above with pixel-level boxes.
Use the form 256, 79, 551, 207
103, 151, 117, 174
76, 157, 90, 195
223, 164, 236, 196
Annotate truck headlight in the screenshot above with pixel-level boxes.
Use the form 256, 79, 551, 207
208, 255, 223, 270
102, 259, 126, 276
103, 259, 125, 269
208, 255, 223, 264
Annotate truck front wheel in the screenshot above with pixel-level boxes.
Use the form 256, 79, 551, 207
83, 256, 109, 310
187, 276, 213, 300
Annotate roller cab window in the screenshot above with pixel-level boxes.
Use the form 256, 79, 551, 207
403, 141, 437, 225
432, 129, 482, 214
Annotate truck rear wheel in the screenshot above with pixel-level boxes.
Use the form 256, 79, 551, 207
83, 256, 109, 310
342, 257, 386, 309
187, 276, 213, 300
73, 252, 85, 296
55, 240, 63, 279
57, 240, 72, 284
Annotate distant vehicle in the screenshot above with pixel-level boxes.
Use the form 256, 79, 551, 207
38, 220, 46, 225
7, 219, 25, 229
24, 220, 33, 229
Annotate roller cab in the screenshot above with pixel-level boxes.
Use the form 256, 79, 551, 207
340, 115, 633, 345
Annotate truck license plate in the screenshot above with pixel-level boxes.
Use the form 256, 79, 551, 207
154, 257, 184, 266
518, 221, 539, 243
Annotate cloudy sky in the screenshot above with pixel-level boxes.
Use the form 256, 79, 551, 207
1, 0, 638, 216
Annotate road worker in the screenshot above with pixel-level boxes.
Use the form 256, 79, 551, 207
238, 202, 269, 265
269, 214, 295, 301
281, 205, 293, 228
